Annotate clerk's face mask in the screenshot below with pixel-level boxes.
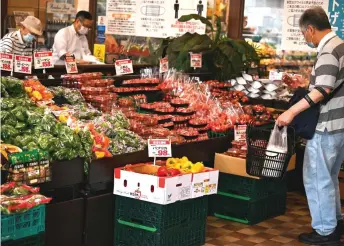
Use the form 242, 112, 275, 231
76, 18, 92, 35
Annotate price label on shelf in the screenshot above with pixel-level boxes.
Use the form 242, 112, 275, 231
115, 59, 133, 75
190, 53, 202, 68
234, 125, 247, 142
0, 53, 14, 72
269, 70, 284, 81
65, 56, 78, 74
34, 51, 54, 69
148, 139, 172, 158
159, 57, 169, 73
14, 55, 32, 74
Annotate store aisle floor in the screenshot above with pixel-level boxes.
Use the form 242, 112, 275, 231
205, 192, 344, 246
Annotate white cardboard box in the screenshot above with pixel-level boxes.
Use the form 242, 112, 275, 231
114, 164, 219, 204
191, 169, 219, 198
114, 164, 192, 205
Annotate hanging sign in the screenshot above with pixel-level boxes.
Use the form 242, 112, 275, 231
65, 56, 78, 74
115, 59, 133, 75
148, 139, 172, 158
190, 53, 202, 68
328, 0, 344, 40
14, 55, 32, 74
0, 53, 14, 72
159, 57, 169, 73
105, 0, 207, 38
34, 51, 54, 69
281, 0, 329, 50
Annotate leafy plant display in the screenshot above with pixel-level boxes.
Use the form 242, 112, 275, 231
158, 15, 259, 80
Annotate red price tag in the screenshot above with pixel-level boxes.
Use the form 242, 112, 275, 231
234, 125, 247, 142
0, 53, 14, 72
148, 139, 172, 158
65, 56, 78, 74
34, 51, 54, 69
159, 57, 169, 73
190, 53, 202, 68
14, 55, 32, 74
115, 59, 133, 75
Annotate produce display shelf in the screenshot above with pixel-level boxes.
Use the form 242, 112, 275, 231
218, 172, 287, 201
88, 135, 233, 184
210, 191, 286, 225
1, 205, 45, 242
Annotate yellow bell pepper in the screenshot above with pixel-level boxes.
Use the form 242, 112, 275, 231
191, 162, 204, 173
25, 87, 33, 93
95, 151, 105, 159
58, 114, 68, 123
32, 90, 42, 100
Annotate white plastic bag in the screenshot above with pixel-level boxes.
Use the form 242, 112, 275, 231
263, 124, 288, 177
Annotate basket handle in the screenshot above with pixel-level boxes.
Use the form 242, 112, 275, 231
117, 218, 157, 232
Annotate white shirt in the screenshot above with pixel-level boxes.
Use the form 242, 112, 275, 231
52, 25, 91, 64
317, 31, 336, 52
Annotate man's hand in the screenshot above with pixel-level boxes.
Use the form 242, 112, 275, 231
276, 110, 296, 126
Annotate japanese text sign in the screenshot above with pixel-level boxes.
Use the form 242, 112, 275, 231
34, 51, 54, 69
159, 57, 169, 73
14, 55, 32, 74
115, 59, 133, 75
190, 53, 202, 68
0, 53, 14, 72
148, 139, 172, 158
65, 56, 78, 74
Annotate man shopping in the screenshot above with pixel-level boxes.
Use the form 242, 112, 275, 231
277, 6, 344, 246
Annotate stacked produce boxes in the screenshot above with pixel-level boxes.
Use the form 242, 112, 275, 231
114, 196, 208, 246
210, 172, 287, 225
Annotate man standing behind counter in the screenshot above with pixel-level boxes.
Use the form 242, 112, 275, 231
53, 11, 97, 64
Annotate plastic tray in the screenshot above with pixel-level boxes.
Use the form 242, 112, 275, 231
218, 173, 287, 201
115, 196, 208, 231
2, 233, 45, 246
114, 219, 206, 246
210, 191, 286, 225
1, 205, 45, 242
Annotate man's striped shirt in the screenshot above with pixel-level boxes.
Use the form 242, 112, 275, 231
0, 30, 33, 56
309, 32, 344, 134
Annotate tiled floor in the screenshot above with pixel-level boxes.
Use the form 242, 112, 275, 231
206, 192, 344, 246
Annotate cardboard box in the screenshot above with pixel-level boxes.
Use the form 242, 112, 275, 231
114, 164, 219, 204
214, 153, 296, 179
191, 169, 219, 198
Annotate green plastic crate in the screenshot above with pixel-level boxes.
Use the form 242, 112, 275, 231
2, 233, 45, 246
115, 219, 206, 246
210, 191, 286, 225
115, 196, 208, 231
1, 205, 45, 242
218, 173, 287, 201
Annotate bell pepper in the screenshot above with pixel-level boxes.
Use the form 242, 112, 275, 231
168, 168, 181, 176
157, 166, 169, 177
32, 91, 42, 100
191, 162, 204, 173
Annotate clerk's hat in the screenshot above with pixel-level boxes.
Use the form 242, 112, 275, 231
20, 16, 43, 36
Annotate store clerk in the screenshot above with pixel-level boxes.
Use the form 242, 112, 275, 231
0, 16, 43, 56
53, 11, 97, 65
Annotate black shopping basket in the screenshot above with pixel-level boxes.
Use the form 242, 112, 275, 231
246, 124, 295, 180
